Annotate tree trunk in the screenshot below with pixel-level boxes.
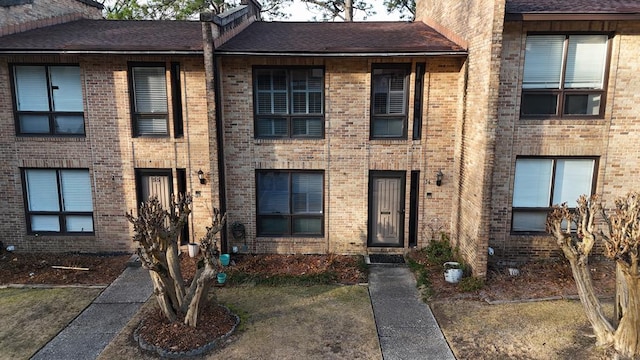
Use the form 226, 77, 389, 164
567, 257, 615, 346
184, 265, 215, 327
149, 271, 177, 322
166, 241, 186, 308
345, 0, 353, 21
613, 270, 640, 358
615, 263, 628, 326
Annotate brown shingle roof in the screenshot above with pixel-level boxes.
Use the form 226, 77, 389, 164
216, 21, 466, 56
0, 19, 203, 53
506, 0, 640, 15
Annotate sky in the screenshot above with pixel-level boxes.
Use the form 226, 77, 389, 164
100, 0, 406, 22
281, 0, 405, 21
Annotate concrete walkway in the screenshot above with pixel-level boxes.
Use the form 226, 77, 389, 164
369, 264, 456, 360
31, 266, 153, 360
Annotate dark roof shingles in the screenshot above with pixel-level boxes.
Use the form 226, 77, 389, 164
0, 19, 203, 52
506, 0, 640, 14
216, 21, 465, 54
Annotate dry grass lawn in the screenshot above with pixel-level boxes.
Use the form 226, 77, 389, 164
432, 298, 615, 360
99, 284, 381, 360
0, 287, 102, 359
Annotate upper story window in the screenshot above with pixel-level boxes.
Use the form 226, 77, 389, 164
521, 34, 609, 118
129, 64, 169, 136
22, 168, 94, 234
253, 67, 324, 138
371, 64, 410, 139
12, 65, 85, 135
512, 157, 597, 232
256, 170, 324, 236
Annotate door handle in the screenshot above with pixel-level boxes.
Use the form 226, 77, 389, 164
380, 211, 391, 215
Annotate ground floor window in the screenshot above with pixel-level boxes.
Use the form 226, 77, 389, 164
23, 168, 94, 233
512, 157, 596, 232
256, 170, 324, 236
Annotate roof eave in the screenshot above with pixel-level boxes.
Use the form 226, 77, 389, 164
0, 50, 204, 55
215, 51, 468, 57
505, 13, 640, 21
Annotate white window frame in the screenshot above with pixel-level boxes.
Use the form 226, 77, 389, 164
512, 157, 596, 232
521, 34, 610, 119
23, 168, 94, 234
12, 64, 85, 135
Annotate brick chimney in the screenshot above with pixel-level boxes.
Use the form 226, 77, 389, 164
0, 0, 103, 37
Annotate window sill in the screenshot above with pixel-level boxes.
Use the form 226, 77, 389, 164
16, 136, 86, 142
518, 118, 607, 126
255, 138, 325, 145
369, 138, 409, 144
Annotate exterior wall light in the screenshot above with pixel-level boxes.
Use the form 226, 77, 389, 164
197, 169, 206, 185
436, 170, 443, 186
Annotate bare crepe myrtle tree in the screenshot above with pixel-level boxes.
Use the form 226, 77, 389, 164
546, 193, 640, 358
126, 195, 227, 327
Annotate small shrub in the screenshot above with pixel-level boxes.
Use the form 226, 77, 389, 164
407, 258, 434, 301
425, 233, 455, 265
458, 276, 484, 292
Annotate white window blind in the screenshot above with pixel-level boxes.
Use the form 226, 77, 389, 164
14, 66, 49, 111
31, 215, 61, 232
292, 173, 323, 213
66, 215, 93, 232
512, 159, 553, 207
564, 35, 608, 89
133, 67, 167, 113
137, 118, 168, 135
60, 170, 93, 211
25, 170, 60, 211
256, 70, 288, 114
523, 35, 565, 89
552, 159, 594, 207
20, 115, 50, 133
50, 66, 83, 111
25, 169, 93, 233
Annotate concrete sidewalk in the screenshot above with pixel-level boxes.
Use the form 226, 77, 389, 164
369, 265, 456, 360
31, 266, 153, 360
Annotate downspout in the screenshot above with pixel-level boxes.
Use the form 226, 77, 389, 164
202, 22, 228, 253
213, 51, 228, 253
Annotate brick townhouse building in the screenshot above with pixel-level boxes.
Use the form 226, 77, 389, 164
1, 0, 639, 277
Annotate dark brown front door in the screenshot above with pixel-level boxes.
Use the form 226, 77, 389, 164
368, 171, 405, 247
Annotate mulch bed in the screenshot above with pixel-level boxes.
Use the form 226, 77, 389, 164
0, 252, 130, 285
406, 249, 616, 302
135, 302, 238, 356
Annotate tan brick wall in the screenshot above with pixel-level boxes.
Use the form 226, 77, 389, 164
416, 0, 506, 276
0, 54, 214, 253
219, 55, 463, 255
0, 0, 102, 36
490, 20, 640, 263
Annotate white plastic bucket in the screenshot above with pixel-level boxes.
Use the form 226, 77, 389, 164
443, 262, 463, 283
